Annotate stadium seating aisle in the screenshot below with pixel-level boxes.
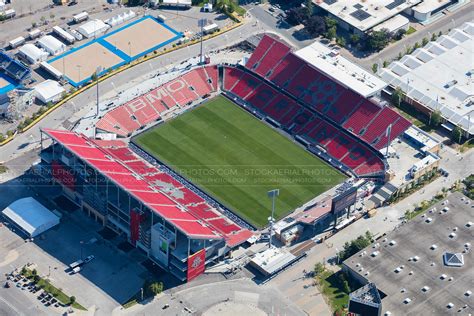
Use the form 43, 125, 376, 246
342, 100, 383, 135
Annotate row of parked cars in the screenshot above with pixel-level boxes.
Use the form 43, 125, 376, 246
4, 273, 60, 308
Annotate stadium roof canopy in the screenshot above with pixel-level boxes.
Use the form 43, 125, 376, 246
314, 0, 422, 32
41, 129, 252, 246
2, 197, 60, 237
295, 41, 387, 97
379, 21, 474, 134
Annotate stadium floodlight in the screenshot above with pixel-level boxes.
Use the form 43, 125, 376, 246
267, 189, 279, 248
198, 19, 207, 64
95, 66, 105, 119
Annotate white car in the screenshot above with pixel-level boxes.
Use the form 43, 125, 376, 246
84, 255, 95, 263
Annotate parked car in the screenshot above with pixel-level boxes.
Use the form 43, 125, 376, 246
84, 255, 95, 263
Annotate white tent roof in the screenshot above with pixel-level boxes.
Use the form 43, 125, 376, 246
2, 197, 60, 237
78, 19, 109, 37
18, 44, 48, 61
34, 80, 65, 102
37, 35, 65, 53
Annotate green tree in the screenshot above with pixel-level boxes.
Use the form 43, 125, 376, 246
366, 30, 391, 51
391, 87, 403, 106
452, 126, 463, 143
69, 296, 76, 305
371, 63, 378, 74
286, 7, 307, 26
314, 262, 325, 275
305, 0, 313, 18
413, 42, 421, 50
350, 34, 360, 45
325, 17, 338, 29
336, 36, 346, 47
31, 22, 37, 28
383, 60, 389, 67
394, 29, 406, 40
438, 31, 442, 37
431, 33, 437, 41
397, 52, 403, 60
422, 37, 429, 46
32, 269, 37, 276
148, 281, 163, 295
325, 26, 337, 40
91, 72, 98, 82
34, 275, 40, 284
430, 110, 442, 127
305, 15, 326, 37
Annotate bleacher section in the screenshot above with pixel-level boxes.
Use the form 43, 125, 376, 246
222, 66, 385, 177
245, 35, 411, 153
0, 50, 30, 83
44, 129, 253, 246
96, 66, 218, 137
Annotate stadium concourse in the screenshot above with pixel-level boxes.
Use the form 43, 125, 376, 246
95, 35, 411, 178
39, 128, 252, 281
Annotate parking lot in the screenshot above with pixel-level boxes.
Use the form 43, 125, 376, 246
0, 192, 151, 315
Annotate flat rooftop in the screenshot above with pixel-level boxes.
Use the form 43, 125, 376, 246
295, 41, 387, 97
343, 191, 474, 315
314, 0, 422, 32
379, 21, 474, 134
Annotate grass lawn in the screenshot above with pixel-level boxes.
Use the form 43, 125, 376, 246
134, 96, 345, 227
406, 26, 417, 35
317, 270, 356, 313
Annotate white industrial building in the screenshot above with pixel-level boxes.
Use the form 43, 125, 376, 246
2, 197, 60, 237
17, 44, 48, 64
34, 80, 65, 104
37, 35, 66, 56
314, 0, 468, 35
77, 19, 110, 38
294, 41, 387, 97
379, 21, 474, 136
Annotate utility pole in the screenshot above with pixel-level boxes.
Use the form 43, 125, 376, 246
267, 189, 279, 248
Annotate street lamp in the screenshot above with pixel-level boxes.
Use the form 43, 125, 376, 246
95, 66, 104, 118
267, 189, 279, 248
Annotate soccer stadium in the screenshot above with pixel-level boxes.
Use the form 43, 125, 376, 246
38, 35, 411, 282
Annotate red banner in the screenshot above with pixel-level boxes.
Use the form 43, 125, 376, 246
51, 161, 75, 191
187, 248, 206, 282
130, 209, 143, 246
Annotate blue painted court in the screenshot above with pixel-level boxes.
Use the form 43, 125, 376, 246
0, 73, 19, 95
48, 16, 182, 87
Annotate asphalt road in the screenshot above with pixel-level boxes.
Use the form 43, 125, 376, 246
341, 2, 474, 69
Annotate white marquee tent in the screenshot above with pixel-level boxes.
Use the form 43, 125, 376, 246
2, 197, 60, 237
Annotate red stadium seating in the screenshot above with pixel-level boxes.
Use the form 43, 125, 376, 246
231, 72, 261, 99
97, 68, 217, 137
252, 40, 291, 77
306, 121, 339, 146
223, 67, 244, 91
208, 218, 241, 234
342, 100, 382, 135
267, 53, 305, 87
187, 204, 219, 219
360, 107, 401, 145
203, 66, 219, 91
245, 35, 276, 71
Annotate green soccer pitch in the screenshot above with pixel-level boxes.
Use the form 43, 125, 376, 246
134, 96, 346, 228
